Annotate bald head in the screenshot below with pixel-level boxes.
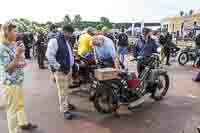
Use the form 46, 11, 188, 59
93, 35, 105, 47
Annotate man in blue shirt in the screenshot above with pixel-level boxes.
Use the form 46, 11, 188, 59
47, 24, 57, 42
135, 28, 158, 75
93, 35, 119, 68
46, 25, 77, 120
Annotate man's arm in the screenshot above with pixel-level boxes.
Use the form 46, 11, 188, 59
4, 53, 21, 73
110, 42, 120, 69
93, 46, 98, 63
46, 39, 60, 70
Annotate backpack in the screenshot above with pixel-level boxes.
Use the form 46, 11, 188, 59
118, 33, 128, 47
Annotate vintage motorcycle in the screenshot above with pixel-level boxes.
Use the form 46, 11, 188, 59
72, 54, 97, 92
90, 54, 170, 114
73, 54, 116, 93
178, 46, 199, 66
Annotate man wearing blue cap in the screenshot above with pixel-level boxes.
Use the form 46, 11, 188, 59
134, 28, 158, 75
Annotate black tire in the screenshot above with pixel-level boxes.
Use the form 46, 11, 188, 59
152, 73, 170, 101
178, 52, 189, 65
93, 84, 119, 114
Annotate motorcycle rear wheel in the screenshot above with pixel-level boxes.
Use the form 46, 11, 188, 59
93, 85, 119, 114
151, 73, 169, 101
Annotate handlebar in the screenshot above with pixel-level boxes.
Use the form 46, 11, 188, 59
130, 54, 161, 69
130, 54, 160, 62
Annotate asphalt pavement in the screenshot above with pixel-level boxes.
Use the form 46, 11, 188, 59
0, 60, 200, 133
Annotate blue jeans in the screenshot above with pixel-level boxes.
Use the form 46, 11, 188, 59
118, 47, 128, 64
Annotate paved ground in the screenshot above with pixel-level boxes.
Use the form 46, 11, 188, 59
1, 60, 200, 133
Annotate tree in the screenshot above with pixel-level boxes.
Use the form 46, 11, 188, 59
73, 14, 82, 29
180, 11, 184, 16
73, 14, 82, 24
96, 24, 104, 31
184, 12, 189, 16
46, 21, 53, 25
189, 9, 194, 16
14, 19, 28, 32
100, 17, 110, 23
63, 14, 71, 24
19, 18, 31, 26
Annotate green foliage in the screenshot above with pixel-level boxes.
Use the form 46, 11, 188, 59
11, 15, 128, 33
96, 24, 104, 31
73, 14, 82, 29
13, 18, 48, 33
100, 17, 110, 23
73, 15, 82, 24
180, 11, 184, 16
63, 14, 71, 24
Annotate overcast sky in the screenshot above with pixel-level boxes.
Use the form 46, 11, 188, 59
0, 0, 200, 23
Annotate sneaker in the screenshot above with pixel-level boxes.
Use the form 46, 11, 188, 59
19, 123, 38, 131
64, 111, 74, 120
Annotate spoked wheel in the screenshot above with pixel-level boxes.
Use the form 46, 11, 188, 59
152, 73, 169, 101
178, 52, 189, 65
93, 85, 119, 114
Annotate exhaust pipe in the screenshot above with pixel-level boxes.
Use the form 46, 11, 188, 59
128, 93, 151, 109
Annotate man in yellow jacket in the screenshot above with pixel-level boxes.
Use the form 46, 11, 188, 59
78, 27, 96, 57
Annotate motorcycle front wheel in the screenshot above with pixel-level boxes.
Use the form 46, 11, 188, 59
178, 52, 189, 65
93, 84, 119, 114
151, 73, 169, 101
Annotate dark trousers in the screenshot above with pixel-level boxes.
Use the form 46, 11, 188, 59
137, 61, 145, 78
164, 48, 170, 65
25, 47, 31, 59
37, 53, 45, 68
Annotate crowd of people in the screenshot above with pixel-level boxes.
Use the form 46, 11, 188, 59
0, 20, 200, 133
0, 21, 130, 133
45, 25, 131, 119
